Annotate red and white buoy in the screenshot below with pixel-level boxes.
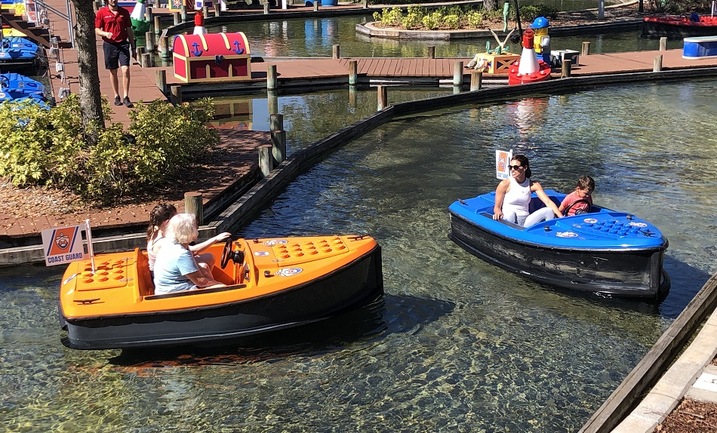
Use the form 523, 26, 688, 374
508, 29, 552, 85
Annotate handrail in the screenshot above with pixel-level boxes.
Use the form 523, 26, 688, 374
34, 0, 75, 48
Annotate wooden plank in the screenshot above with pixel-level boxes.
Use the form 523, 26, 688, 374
579, 273, 717, 433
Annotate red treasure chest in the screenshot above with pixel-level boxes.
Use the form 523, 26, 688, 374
172, 32, 252, 83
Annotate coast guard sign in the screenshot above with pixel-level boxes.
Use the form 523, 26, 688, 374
41, 225, 84, 266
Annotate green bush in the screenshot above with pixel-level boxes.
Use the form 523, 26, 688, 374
517, 5, 558, 22
0, 95, 218, 204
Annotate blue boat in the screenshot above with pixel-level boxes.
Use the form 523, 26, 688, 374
0, 72, 46, 104
448, 190, 670, 301
0, 36, 41, 72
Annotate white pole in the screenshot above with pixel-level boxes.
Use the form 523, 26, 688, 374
85, 219, 96, 274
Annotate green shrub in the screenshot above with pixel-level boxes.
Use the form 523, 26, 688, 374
0, 95, 219, 204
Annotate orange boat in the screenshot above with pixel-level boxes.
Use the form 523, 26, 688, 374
59, 235, 383, 350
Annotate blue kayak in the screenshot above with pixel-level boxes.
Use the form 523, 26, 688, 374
448, 190, 670, 301
0, 37, 41, 72
0, 72, 46, 104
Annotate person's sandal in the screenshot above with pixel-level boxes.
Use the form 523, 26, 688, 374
123, 97, 134, 108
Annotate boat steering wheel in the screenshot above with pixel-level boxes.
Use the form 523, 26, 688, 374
220, 237, 234, 268
220, 237, 246, 269
564, 199, 591, 216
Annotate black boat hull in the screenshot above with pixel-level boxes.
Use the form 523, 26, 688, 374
450, 214, 669, 301
62, 247, 384, 350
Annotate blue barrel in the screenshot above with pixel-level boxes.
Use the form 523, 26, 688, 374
321, 0, 337, 6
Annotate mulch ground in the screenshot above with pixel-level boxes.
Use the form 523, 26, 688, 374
656, 399, 717, 433
1, 129, 269, 237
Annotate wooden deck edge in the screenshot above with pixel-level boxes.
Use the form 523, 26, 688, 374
578, 273, 717, 433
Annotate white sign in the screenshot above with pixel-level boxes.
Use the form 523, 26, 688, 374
495, 149, 512, 179
41, 225, 85, 266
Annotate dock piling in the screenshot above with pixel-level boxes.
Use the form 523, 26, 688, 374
427, 46, 435, 59
659, 37, 667, 52
264, 1, 270, 14
349, 60, 358, 86
155, 69, 167, 94
170, 85, 182, 104
561, 60, 572, 78
453, 61, 464, 87
653, 55, 663, 72
470, 71, 482, 91
267, 65, 278, 91
173, 11, 180, 25
270, 114, 286, 164
153, 15, 161, 36
581, 41, 591, 56
258, 145, 274, 177
184, 192, 204, 225
333, 44, 341, 59
377, 85, 388, 111
145, 31, 155, 52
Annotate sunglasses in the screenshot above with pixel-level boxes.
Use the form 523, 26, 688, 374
508, 165, 523, 170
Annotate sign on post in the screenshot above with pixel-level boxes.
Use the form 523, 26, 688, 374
495, 149, 513, 179
41, 225, 85, 266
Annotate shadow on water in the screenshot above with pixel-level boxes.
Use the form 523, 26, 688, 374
660, 255, 712, 319
108, 293, 455, 367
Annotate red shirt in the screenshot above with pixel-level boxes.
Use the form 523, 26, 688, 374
95, 6, 132, 43
560, 191, 593, 216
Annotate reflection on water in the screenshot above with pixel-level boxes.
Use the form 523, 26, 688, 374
2, 80, 716, 432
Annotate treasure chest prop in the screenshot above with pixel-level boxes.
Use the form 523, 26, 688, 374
172, 32, 252, 83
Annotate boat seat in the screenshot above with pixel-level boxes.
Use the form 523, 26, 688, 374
135, 249, 156, 297
528, 196, 562, 213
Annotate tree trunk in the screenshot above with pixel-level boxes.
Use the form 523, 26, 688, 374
484, 0, 497, 11
71, 0, 105, 140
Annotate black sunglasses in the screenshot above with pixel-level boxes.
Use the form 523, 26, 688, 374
508, 165, 523, 170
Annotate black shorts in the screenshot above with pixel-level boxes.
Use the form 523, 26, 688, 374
103, 41, 131, 70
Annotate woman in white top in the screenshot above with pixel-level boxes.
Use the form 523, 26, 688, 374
492, 154, 562, 227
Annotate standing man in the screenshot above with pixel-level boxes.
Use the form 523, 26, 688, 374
95, 0, 135, 108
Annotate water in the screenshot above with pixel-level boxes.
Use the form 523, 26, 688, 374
209, 14, 682, 59
2, 79, 715, 432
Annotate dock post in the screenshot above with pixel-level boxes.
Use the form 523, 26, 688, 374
453, 61, 464, 87
267, 65, 278, 91
141, 52, 153, 68
159, 35, 169, 58
267, 90, 278, 115
561, 60, 572, 78
470, 71, 482, 91
427, 46, 435, 59
145, 6, 153, 24
332, 44, 340, 59
221, 26, 227, 33
170, 85, 182, 104
313, 1, 319, 11
377, 85, 388, 111
270, 113, 286, 164
653, 54, 663, 72
581, 41, 591, 56
264, 1, 270, 14
363, 0, 368, 7
153, 0, 159, 7
180, 5, 187, 22
155, 69, 167, 94
184, 192, 204, 225
153, 15, 161, 36
659, 36, 667, 51
258, 145, 274, 177
348, 60, 358, 86
173, 11, 180, 25
203, 5, 209, 18
145, 31, 155, 52
214, 1, 221, 16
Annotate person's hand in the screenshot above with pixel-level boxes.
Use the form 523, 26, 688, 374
493, 211, 503, 220
215, 232, 232, 242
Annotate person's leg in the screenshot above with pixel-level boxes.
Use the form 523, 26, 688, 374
501, 208, 519, 224
103, 42, 122, 105
524, 207, 555, 227
109, 69, 121, 102
120, 65, 131, 99
118, 43, 133, 107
